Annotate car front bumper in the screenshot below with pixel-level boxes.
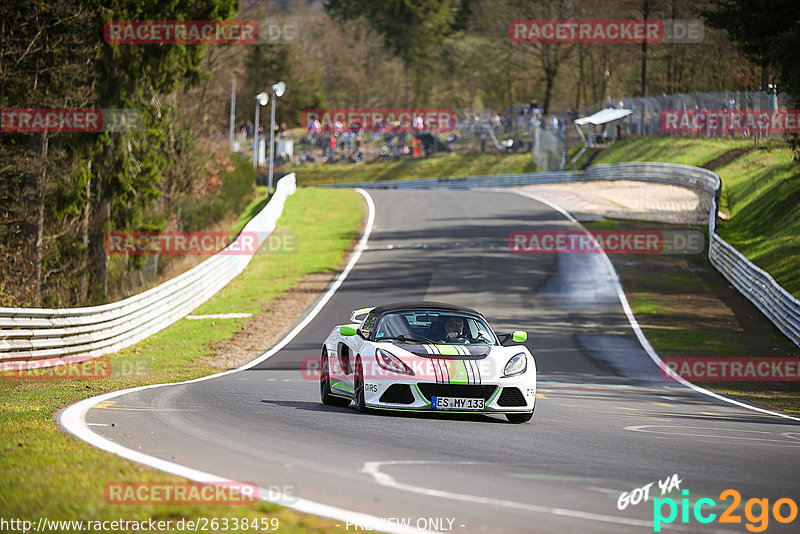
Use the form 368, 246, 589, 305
362, 379, 536, 414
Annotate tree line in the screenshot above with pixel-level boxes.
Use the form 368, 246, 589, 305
1, 0, 238, 307
2, 0, 797, 308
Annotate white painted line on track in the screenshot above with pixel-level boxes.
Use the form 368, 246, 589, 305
58, 185, 796, 533
624, 425, 800, 445
509, 188, 800, 424
60, 189, 432, 534
361, 460, 657, 529
241, 188, 375, 370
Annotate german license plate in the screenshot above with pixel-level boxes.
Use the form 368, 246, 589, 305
431, 396, 484, 411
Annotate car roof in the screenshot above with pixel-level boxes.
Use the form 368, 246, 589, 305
371, 301, 483, 317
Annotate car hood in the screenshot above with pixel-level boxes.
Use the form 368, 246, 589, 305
378, 342, 492, 359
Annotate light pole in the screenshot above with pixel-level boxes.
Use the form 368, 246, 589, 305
252, 91, 268, 171
267, 81, 286, 193
229, 79, 236, 152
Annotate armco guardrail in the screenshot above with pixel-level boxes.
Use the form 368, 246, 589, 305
0, 174, 297, 369
321, 162, 720, 197
709, 235, 800, 345
324, 163, 799, 346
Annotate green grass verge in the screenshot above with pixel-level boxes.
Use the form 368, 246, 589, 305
715, 149, 800, 297
288, 152, 537, 186
0, 187, 363, 531
591, 136, 800, 298
585, 219, 800, 415
707, 385, 800, 414
589, 137, 753, 167
588, 137, 800, 412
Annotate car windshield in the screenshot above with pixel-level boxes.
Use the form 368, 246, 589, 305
373, 311, 497, 345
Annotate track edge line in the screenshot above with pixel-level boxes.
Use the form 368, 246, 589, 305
57, 189, 428, 534
508, 188, 800, 424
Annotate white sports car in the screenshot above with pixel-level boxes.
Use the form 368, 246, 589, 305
320, 302, 536, 423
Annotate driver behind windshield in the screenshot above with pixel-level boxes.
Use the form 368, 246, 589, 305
443, 316, 465, 342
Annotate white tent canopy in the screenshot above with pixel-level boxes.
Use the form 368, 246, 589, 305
574, 108, 633, 126
569, 108, 633, 168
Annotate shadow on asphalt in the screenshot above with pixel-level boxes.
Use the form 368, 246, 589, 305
259, 399, 512, 424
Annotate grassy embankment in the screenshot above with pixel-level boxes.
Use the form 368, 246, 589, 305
288, 151, 537, 186
591, 137, 800, 297
0, 186, 364, 531
590, 137, 800, 413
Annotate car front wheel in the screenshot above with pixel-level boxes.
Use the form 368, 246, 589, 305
354, 356, 370, 413
320, 349, 350, 407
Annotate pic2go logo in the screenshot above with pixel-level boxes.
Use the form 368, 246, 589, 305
653, 489, 799, 532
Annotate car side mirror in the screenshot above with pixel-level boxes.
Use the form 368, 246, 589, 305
340, 325, 357, 336
500, 330, 528, 345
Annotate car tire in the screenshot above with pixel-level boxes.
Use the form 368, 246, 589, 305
354, 356, 370, 413
506, 411, 534, 423
320, 349, 350, 407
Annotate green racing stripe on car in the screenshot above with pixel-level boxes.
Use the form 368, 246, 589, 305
413, 384, 431, 405
331, 380, 354, 393
434, 344, 459, 356
487, 387, 501, 405
445, 360, 469, 385
431, 345, 470, 384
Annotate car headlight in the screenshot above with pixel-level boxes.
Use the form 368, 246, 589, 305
375, 348, 414, 375
503, 352, 527, 377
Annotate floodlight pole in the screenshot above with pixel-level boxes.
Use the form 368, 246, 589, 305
252, 92, 268, 172
229, 79, 236, 151
253, 102, 261, 171
267, 81, 285, 194
268, 92, 277, 193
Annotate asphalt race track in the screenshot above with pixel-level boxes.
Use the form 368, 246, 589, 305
75, 190, 800, 533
